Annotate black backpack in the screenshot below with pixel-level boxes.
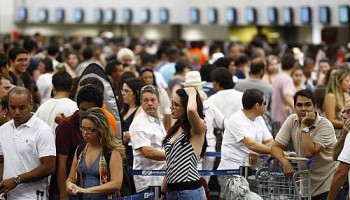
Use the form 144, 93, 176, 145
76, 143, 132, 197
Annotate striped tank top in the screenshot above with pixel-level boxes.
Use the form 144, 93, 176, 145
163, 132, 200, 184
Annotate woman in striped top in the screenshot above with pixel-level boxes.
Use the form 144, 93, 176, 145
161, 87, 207, 200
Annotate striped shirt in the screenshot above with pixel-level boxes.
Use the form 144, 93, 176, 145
164, 133, 200, 184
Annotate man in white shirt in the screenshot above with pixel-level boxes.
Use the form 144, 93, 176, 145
217, 89, 273, 198
129, 85, 166, 198
36, 71, 77, 131
206, 67, 243, 119
0, 87, 56, 199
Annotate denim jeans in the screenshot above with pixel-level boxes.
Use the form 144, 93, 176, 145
166, 186, 206, 200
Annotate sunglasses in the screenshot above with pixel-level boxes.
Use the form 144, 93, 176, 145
140, 85, 158, 93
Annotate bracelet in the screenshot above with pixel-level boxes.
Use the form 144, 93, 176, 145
161, 191, 166, 196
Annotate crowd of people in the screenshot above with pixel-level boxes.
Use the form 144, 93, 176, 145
0, 32, 350, 200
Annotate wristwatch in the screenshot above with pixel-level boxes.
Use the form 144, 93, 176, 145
13, 176, 21, 185
301, 126, 310, 133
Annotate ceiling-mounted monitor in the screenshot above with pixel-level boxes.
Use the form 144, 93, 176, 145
105, 9, 115, 23
94, 8, 103, 23
268, 7, 278, 24
123, 8, 133, 23
159, 8, 169, 23
190, 8, 200, 24
282, 7, 294, 25
339, 5, 350, 24
208, 7, 218, 24
73, 8, 84, 23
55, 8, 65, 23
300, 6, 312, 24
246, 7, 257, 24
38, 8, 48, 22
17, 7, 28, 22
319, 6, 330, 24
140, 8, 151, 23
226, 7, 237, 24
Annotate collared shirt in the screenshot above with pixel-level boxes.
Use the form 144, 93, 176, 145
275, 113, 337, 196
129, 110, 167, 192
0, 115, 56, 200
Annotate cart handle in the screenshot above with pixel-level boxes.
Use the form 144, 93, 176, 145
268, 156, 313, 167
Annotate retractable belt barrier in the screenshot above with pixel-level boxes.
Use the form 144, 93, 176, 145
132, 169, 241, 176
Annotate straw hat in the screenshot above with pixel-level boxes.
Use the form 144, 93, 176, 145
181, 71, 206, 87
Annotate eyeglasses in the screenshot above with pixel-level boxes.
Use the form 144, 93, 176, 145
140, 85, 158, 93
341, 109, 350, 115
121, 88, 133, 93
295, 102, 313, 108
80, 126, 98, 134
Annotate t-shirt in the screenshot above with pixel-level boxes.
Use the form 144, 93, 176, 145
50, 111, 84, 196
0, 115, 56, 200
206, 89, 243, 119
275, 113, 337, 196
35, 98, 77, 131
218, 110, 272, 170
234, 78, 273, 107
36, 73, 53, 104
271, 72, 296, 123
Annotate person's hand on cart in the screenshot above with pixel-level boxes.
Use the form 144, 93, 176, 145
248, 152, 259, 166
281, 160, 295, 177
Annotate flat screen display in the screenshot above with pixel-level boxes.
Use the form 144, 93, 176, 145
38, 8, 48, 22
339, 5, 350, 24
208, 8, 217, 24
123, 8, 133, 23
140, 8, 150, 23
226, 7, 236, 24
159, 8, 169, 23
282, 7, 293, 24
55, 9, 65, 23
246, 7, 256, 24
105, 9, 115, 23
190, 8, 200, 23
94, 9, 103, 23
74, 8, 84, 23
18, 7, 28, 22
319, 6, 330, 24
268, 7, 278, 24
301, 7, 312, 24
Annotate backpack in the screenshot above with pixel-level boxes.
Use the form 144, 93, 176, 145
76, 143, 132, 197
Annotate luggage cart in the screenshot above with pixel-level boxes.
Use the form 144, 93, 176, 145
254, 157, 312, 200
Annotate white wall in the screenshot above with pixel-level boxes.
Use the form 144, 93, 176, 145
0, 0, 15, 34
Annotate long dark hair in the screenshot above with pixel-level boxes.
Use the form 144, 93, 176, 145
163, 88, 207, 158
121, 77, 144, 116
